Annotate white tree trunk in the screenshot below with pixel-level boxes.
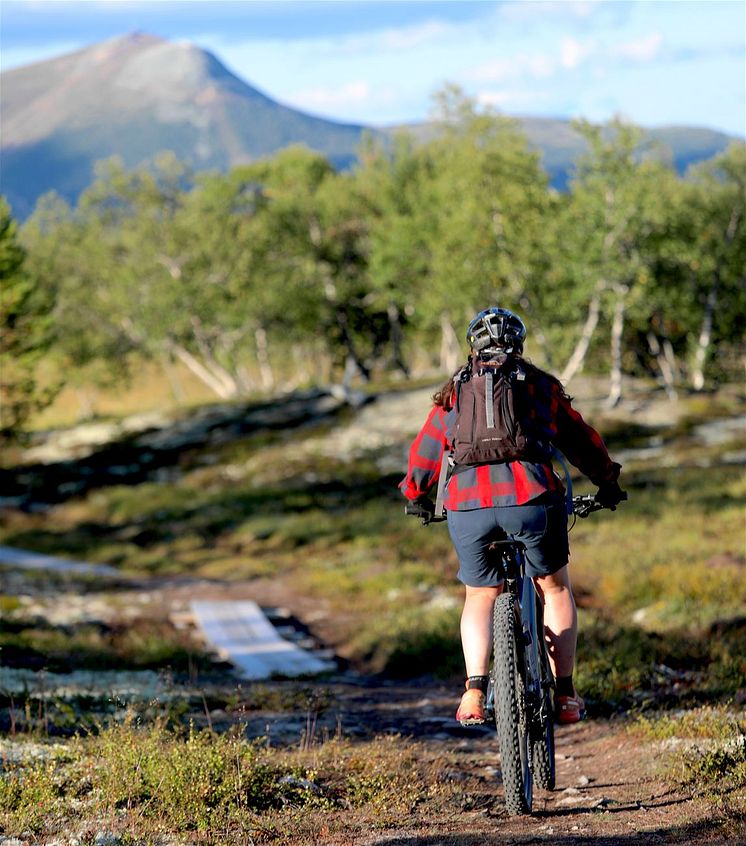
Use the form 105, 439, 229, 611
605, 288, 628, 408
662, 339, 681, 383
439, 313, 460, 373
188, 316, 239, 397
691, 205, 741, 391
691, 286, 717, 392
159, 353, 185, 403
647, 332, 677, 400
560, 290, 602, 384
74, 387, 97, 422
254, 326, 274, 391
167, 343, 238, 399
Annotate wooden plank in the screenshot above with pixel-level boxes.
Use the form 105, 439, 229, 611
0, 545, 122, 578
190, 600, 335, 680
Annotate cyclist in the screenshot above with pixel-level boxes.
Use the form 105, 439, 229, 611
400, 307, 625, 726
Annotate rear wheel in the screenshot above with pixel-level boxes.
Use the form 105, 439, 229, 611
531, 598, 556, 791
531, 703, 555, 790
493, 592, 532, 815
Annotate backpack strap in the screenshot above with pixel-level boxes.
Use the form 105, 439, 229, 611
485, 371, 495, 428
552, 447, 574, 515
434, 450, 453, 518
454, 362, 471, 413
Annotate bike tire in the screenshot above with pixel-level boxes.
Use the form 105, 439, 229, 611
531, 597, 556, 791
492, 592, 532, 815
531, 716, 555, 791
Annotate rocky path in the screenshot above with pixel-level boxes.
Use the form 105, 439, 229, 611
298, 688, 739, 846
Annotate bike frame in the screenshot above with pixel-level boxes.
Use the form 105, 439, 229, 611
484, 539, 546, 709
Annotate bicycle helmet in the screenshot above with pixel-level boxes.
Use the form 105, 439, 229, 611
466, 307, 526, 354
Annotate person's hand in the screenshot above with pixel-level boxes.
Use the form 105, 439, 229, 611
594, 481, 627, 509
414, 495, 436, 523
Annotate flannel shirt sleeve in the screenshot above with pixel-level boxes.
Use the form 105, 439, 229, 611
399, 405, 449, 501
551, 387, 621, 487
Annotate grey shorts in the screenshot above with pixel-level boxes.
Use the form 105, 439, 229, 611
447, 496, 569, 586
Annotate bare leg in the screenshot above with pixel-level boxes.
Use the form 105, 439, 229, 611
460, 584, 502, 676
533, 565, 577, 681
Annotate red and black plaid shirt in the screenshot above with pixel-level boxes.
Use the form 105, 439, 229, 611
399, 371, 620, 510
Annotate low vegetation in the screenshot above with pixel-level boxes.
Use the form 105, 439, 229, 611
0, 378, 743, 841
631, 707, 746, 817
0, 714, 462, 843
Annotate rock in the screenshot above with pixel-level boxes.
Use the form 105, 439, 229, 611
279, 775, 321, 792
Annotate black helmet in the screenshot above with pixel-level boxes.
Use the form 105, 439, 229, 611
466, 307, 526, 354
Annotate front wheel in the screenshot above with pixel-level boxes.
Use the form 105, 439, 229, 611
492, 592, 532, 815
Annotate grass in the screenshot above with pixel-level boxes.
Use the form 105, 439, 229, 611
630, 707, 746, 815
0, 717, 453, 843
0, 617, 217, 675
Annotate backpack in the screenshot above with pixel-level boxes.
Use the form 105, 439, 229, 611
451, 357, 545, 466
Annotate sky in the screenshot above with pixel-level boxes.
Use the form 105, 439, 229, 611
2, 1, 744, 136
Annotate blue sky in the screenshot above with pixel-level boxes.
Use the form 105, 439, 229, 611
2, 1, 744, 136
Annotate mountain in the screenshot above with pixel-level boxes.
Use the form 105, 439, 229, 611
0, 33, 371, 218
0, 33, 739, 218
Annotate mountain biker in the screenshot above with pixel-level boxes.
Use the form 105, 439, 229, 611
400, 307, 625, 726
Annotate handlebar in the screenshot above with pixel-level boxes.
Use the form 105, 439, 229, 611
571, 492, 628, 518
404, 500, 445, 525
405, 492, 627, 525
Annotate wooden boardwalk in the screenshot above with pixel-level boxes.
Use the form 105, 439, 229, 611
190, 600, 335, 680
0, 545, 334, 680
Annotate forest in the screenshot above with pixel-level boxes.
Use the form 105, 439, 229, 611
2, 91, 745, 440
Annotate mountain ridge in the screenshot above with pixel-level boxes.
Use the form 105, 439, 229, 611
0, 33, 738, 218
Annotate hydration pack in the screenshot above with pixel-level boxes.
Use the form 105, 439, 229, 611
452, 357, 545, 466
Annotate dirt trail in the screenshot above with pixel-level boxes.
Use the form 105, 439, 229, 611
292, 683, 739, 845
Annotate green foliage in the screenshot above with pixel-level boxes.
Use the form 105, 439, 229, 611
631, 708, 746, 808
18, 92, 746, 402
680, 736, 746, 799
0, 198, 56, 440
95, 719, 278, 829
632, 707, 744, 742
350, 604, 462, 678
0, 759, 60, 833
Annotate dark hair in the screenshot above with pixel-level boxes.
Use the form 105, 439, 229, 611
432, 354, 571, 411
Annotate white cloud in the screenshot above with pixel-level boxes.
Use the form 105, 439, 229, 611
499, 1, 600, 23
470, 57, 515, 83
560, 37, 595, 69
290, 17, 461, 58
528, 54, 556, 79
284, 81, 399, 117
289, 81, 372, 111
476, 89, 551, 108
614, 33, 663, 62
381, 20, 449, 50
470, 52, 557, 83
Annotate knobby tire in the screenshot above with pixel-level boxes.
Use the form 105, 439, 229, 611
492, 592, 532, 815
530, 597, 556, 790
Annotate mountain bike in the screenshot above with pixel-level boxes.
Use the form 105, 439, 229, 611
405, 492, 622, 815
